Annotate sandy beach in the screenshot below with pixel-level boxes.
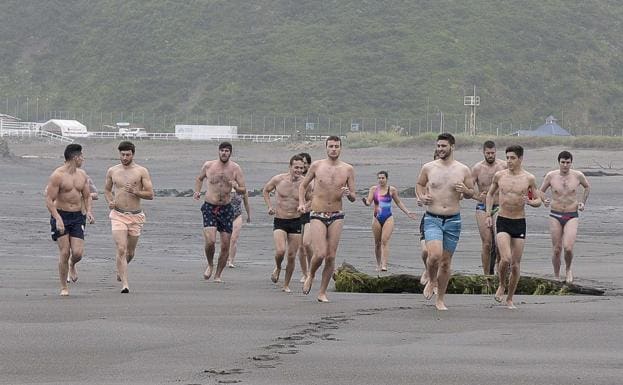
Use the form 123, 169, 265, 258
1, 139, 622, 385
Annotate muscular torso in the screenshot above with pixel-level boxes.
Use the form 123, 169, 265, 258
202, 160, 240, 205
109, 164, 147, 211
310, 160, 352, 212
51, 167, 88, 211
546, 170, 584, 212
497, 170, 533, 219
273, 174, 303, 219
473, 160, 506, 203
424, 161, 468, 215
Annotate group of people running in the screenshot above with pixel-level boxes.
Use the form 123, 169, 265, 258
46, 134, 589, 310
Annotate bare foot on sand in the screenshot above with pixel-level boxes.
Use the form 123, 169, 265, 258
302, 275, 313, 295
271, 267, 281, 283
227, 262, 236, 268
494, 286, 506, 303
435, 300, 448, 311
420, 271, 429, 286
203, 265, 213, 280
299, 274, 307, 283
380, 265, 388, 272
565, 269, 574, 284
505, 300, 517, 309
60, 288, 69, 296
121, 287, 129, 293
282, 286, 291, 293
317, 294, 329, 303
423, 282, 434, 300
214, 277, 223, 283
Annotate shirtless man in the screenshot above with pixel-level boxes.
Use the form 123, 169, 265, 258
539, 151, 590, 283
486, 145, 541, 309
193, 142, 246, 283
471, 140, 506, 274
45, 144, 95, 296
263, 155, 308, 292
416, 133, 474, 310
298, 136, 356, 302
297, 152, 313, 282
104, 141, 154, 293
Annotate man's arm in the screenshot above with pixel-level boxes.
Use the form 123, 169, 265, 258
538, 172, 552, 207
527, 175, 542, 207
578, 171, 590, 210
81, 173, 95, 223
45, 173, 62, 220
457, 167, 475, 199
298, 164, 316, 212
415, 166, 430, 204
485, 172, 500, 218
104, 168, 115, 209
343, 165, 356, 202
262, 176, 277, 215
136, 168, 154, 200
87, 176, 99, 200
233, 164, 247, 195
470, 164, 483, 202
193, 163, 207, 200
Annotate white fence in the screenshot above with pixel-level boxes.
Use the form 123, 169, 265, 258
0, 123, 73, 144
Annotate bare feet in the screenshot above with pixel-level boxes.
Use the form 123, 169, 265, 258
60, 288, 69, 296
380, 266, 388, 272
282, 286, 291, 293
302, 275, 313, 295
494, 286, 505, 303
565, 269, 574, 284
121, 287, 129, 293
270, 267, 281, 283
435, 301, 448, 311
505, 300, 517, 309
423, 282, 434, 300
299, 275, 307, 283
203, 265, 213, 280
420, 271, 429, 286
317, 294, 329, 302
227, 262, 236, 268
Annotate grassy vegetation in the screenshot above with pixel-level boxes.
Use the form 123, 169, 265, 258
345, 132, 623, 149
1, 1, 623, 131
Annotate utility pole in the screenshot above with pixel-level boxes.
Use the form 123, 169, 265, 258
463, 85, 480, 135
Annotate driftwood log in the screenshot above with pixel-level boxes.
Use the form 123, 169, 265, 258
333, 263, 604, 296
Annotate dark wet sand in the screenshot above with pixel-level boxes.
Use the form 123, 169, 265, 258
1, 140, 622, 384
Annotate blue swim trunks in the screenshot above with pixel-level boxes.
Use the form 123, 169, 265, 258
201, 202, 235, 233
423, 211, 462, 253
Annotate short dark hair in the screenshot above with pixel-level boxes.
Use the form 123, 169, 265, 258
290, 154, 304, 165
298, 152, 311, 164
483, 140, 496, 150
506, 145, 524, 158
437, 132, 455, 146
118, 141, 135, 154
219, 141, 233, 152
64, 143, 82, 161
325, 135, 341, 146
558, 150, 573, 162
377, 170, 388, 178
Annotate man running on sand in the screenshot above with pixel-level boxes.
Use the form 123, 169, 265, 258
416, 133, 474, 310
193, 141, 246, 283
298, 135, 356, 302
486, 145, 541, 309
471, 140, 506, 274
104, 141, 154, 293
539, 150, 590, 283
45, 144, 95, 296
263, 154, 308, 293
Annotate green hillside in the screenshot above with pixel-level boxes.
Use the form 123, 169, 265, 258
1, 0, 622, 133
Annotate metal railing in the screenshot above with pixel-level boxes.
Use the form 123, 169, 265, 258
0, 128, 73, 143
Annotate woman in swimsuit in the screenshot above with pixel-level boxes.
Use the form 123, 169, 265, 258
363, 171, 417, 272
